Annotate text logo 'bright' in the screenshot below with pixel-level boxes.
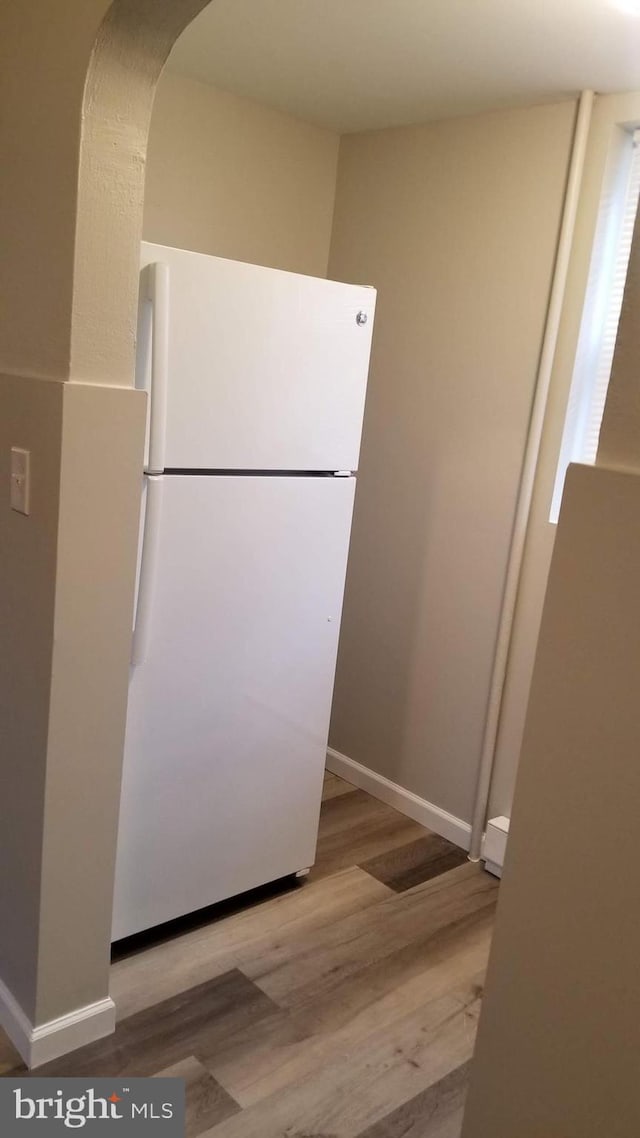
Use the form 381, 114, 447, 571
1, 1079, 185, 1135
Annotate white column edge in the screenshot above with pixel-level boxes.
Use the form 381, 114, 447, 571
482, 815, 511, 878
0, 975, 115, 1069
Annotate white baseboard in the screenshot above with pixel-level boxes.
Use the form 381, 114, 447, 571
481, 815, 510, 878
0, 975, 115, 1069
326, 748, 471, 851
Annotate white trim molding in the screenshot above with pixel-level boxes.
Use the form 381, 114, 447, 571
326, 748, 471, 851
481, 815, 510, 878
0, 976, 115, 1069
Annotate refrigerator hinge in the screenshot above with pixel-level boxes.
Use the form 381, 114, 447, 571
333, 470, 353, 477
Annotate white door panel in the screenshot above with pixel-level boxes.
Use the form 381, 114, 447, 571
139, 242, 375, 472
112, 474, 355, 940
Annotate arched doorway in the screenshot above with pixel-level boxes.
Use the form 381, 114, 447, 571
0, 0, 213, 1067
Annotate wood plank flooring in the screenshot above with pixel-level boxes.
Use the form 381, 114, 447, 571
0, 772, 498, 1138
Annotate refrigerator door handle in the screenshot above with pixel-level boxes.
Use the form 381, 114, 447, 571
132, 475, 164, 667
145, 261, 170, 475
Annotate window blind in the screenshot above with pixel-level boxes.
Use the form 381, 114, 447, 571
550, 127, 640, 522
580, 130, 640, 462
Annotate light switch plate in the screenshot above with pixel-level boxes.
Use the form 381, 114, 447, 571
10, 447, 30, 515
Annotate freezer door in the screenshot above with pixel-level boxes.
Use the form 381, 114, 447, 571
139, 242, 376, 471
112, 474, 356, 940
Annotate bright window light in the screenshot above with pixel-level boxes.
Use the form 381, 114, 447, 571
610, 1, 640, 15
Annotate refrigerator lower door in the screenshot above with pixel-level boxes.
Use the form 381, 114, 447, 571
112, 474, 356, 940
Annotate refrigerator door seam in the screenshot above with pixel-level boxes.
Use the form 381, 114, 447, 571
162, 468, 356, 478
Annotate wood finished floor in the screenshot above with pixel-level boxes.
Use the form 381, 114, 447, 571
0, 773, 498, 1138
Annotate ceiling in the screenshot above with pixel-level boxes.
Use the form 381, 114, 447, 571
167, 0, 640, 133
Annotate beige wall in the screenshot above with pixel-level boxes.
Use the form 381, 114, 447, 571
37, 385, 146, 1023
462, 465, 640, 1136
0, 377, 63, 1019
328, 100, 575, 824
0, 0, 117, 1034
0, 0, 211, 1058
0, 3, 107, 380
0, 377, 145, 1029
144, 70, 339, 276
489, 91, 640, 819
71, 0, 215, 388
462, 95, 640, 1136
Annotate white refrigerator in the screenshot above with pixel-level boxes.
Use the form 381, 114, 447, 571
111, 242, 376, 941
